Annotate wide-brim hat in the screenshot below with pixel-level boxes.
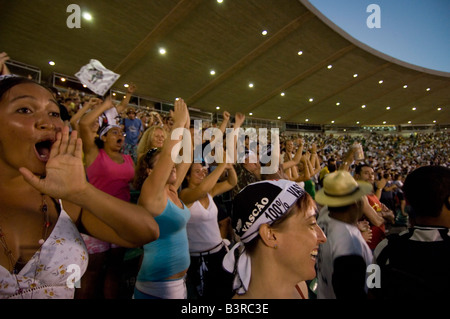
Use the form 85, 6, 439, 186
315, 171, 372, 207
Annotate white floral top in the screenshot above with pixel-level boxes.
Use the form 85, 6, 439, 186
0, 201, 88, 299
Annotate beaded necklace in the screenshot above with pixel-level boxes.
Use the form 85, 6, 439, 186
0, 194, 52, 298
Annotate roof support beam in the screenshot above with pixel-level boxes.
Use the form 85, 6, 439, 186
113, 0, 203, 75
334, 73, 425, 124
243, 44, 355, 114
186, 11, 315, 105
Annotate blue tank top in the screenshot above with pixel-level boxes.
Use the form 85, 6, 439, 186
137, 199, 191, 281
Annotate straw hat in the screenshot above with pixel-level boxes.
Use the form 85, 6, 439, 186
315, 171, 372, 207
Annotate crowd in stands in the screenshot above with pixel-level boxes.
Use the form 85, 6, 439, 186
1, 51, 449, 300
55, 83, 450, 299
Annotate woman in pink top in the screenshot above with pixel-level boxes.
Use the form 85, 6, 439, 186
78, 98, 135, 299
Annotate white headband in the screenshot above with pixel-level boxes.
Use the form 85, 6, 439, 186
238, 181, 305, 243
223, 180, 306, 294
99, 124, 121, 138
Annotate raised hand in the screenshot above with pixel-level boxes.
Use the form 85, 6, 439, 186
19, 126, 88, 202
170, 98, 189, 128
127, 83, 137, 94
223, 111, 230, 122
0, 52, 11, 75
234, 112, 245, 128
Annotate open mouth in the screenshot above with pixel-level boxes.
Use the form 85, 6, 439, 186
35, 140, 54, 162
310, 249, 318, 261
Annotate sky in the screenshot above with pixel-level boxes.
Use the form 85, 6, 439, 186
306, 0, 450, 74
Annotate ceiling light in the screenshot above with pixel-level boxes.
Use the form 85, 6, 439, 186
433, 120, 437, 123
426, 88, 431, 91
309, 98, 314, 102
82, 84, 87, 88
210, 70, 216, 75
403, 84, 408, 88
327, 65, 332, 69
353, 73, 358, 78
280, 92, 285, 96
378, 80, 383, 84
305, 119, 309, 122
297, 51, 303, 55
217, 0, 223, 3
331, 120, 335, 123
112, 92, 116, 96
48, 61, 55, 66
248, 83, 254, 88
361, 105, 366, 108
437, 107, 442, 111
249, 112, 253, 116
386, 106, 390, 110
412, 107, 416, 111
277, 116, 281, 120
261, 30, 268, 36
336, 102, 340, 106
159, 48, 166, 55
216, 106, 220, 110
356, 121, 360, 124
124, 84, 129, 88
60, 78, 66, 82
408, 121, 412, 124
383, 121, 387, 124
82, 12, 92, 21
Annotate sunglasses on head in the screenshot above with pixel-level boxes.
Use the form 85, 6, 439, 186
145, 148, 159, 161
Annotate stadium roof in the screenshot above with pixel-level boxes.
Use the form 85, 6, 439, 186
1, 0, 449, 126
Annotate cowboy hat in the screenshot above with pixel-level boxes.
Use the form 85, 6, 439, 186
315, 170, 372, 207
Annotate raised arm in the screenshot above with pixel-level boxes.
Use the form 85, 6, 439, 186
173, 104, 192, 190
69, 97, 102, 132
310, 144, 322, 176
293, 156, 311, 183
340, 143, 357, 172
229, 112, 246, 163
138, 98, 189, 214
282, 138, 304, 170
211, 163, 237, 197
218, 111, 230, 134
78, 97, 115, 165
115, 83, 136, 114
0, 52, 11, 75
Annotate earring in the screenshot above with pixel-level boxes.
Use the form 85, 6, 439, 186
273, 244, 278, 249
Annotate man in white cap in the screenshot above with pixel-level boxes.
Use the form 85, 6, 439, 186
315, 170, 373, 299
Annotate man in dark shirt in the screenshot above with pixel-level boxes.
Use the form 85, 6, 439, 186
373, 165, 450, 299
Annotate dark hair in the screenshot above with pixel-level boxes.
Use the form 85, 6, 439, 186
133, 148, 162, 190
403, 165, 450, 218
1, 77, 70, 123
0, 76, 54, 102
355, 163, 372, 175
181, 162, 208, 189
